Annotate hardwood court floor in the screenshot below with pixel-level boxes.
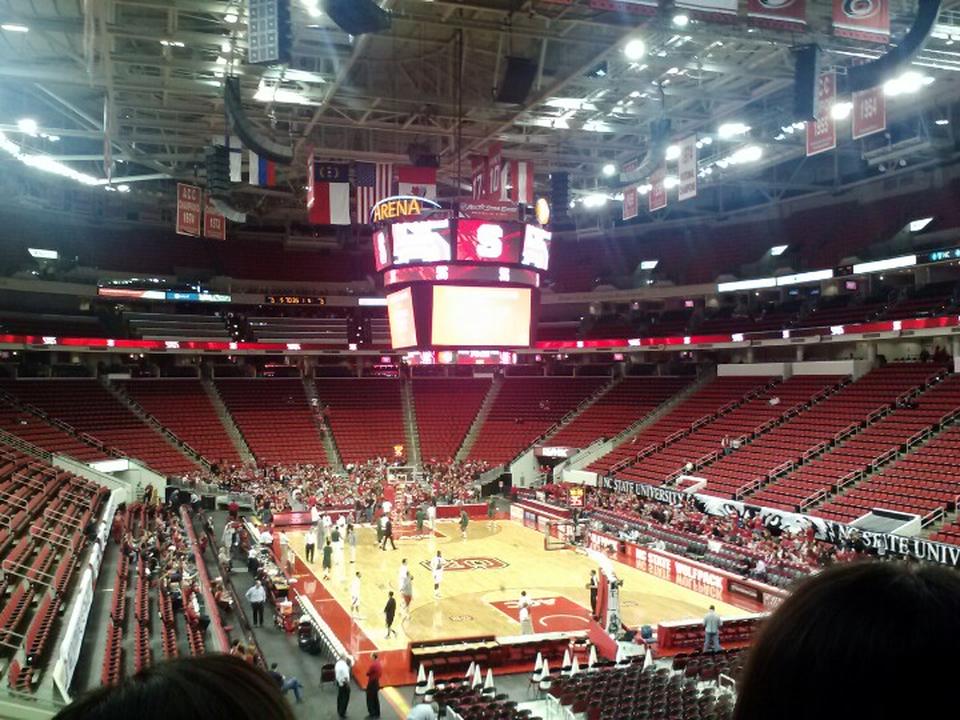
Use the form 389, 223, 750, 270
285, 520, 741, 653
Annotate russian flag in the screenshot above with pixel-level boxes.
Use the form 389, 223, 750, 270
249, 150, 277, 186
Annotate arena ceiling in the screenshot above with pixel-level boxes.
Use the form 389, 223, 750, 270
2, 0, 960, 224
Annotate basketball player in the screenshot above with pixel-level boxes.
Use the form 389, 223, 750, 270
321, 539, 333, 581
431, 551, 444, 599
398, 558, 410, 592
350, 571, 362, 617
518, 591, 534, 635
400, 570, 413, 616
459, 509, 469, 539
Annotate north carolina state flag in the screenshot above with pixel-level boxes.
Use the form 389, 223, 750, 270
397, 166, 437, 200
307, 162, 350, 225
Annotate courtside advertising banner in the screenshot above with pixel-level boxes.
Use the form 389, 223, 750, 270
806, 70, 837, 156
852, 86, 886, 139
678, 135, 698, 202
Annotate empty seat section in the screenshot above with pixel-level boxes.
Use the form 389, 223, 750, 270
314, 379, 406, 464
0, 380, 197, 475
619, 376, 843, 487
247, 316, 348, 344
124, 312, 229, 340
412, 378, 491, 462
697, 363, 940, 505
0, 399, 110, 461
118, 379, 241, 465
808, 375, 960, 521
215, 378, 327, 464
587, 376, 772, 478
466, 377, 608, 465
549, 377, 690, 449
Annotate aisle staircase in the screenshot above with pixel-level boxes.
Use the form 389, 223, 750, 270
101, 378, 206, 469
401, 379, 422, 467
302, 377, 343, 471
201, 379, 256, 465
456, 376, 502, 461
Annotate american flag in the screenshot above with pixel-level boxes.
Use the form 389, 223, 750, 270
355, 162, 393, 224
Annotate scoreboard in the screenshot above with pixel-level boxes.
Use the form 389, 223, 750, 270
372, 197, 552, 351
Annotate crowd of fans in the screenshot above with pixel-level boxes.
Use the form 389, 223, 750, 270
179, 457, 490, 519
583, 487, 863, 579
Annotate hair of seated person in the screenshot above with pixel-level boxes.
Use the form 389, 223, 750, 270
734, 561, 960, 720
54, 655, 295, 720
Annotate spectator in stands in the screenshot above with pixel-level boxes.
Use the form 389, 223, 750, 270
703, 605, 722, 653
53, 655, 294, 720
734, 562, 960, 720
407, 701, 440, 720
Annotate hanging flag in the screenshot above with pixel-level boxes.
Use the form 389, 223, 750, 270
204, 195, 226, 241
471, 156, 488, 200
677, 135, 698, 202
307, 162, 351, 226
649, 166, 667, 212
249, 150, 277, 186
499, 159, 512, 202
852, 86, 886, 140
176, 183, 202, 237
622, 186, 638, 221
806, 70, 837, 156
212, 136, 243, 182
833, 0, 889, 44
356, 162, 394, 225
509, 160, 535, 205
397, 166, 437, 200
747, 0, 806, 29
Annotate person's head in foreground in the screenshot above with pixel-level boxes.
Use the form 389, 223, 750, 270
53, 655, 295, 720
734, 561, 960, 720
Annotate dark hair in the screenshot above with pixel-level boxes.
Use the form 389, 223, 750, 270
734, 562, 960, 720
54, 655, 295, 720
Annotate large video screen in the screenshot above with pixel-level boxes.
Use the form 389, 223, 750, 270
521, 225, 551, 271
456, 220, 524, 264
391, 219, 452, 265
386, 287, 418, 349
431, 285, 532, 347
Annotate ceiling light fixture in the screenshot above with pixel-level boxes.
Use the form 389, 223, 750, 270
672, 13, 689, 27
16, 118, 38, 136
717, 122, 750, 139
601, 163, 617, 177
665, 144, 680, 161
0, 131, 99, 186
831, 101, 853, 120
623, 38, 646, 61
1, 23, 29, 33
224, 11, 239, 23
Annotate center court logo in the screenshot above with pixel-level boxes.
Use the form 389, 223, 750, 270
418, 557, 508, 572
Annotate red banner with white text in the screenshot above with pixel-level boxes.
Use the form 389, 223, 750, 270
806, 71, 837, 156
852, 86, 886, 139
649, 166, 667, 212
176, 183, 202, 237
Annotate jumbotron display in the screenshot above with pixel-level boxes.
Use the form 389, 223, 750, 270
372, 196, 551, 350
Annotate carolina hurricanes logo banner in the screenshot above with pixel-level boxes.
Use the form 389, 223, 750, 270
747, 0, 806, 29
833, 0, 889, 44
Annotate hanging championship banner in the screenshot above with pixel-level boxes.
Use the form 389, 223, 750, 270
622, 186, 638, 221
747, 0, 806, 29
589, 0, 658, 14
806, 71, 837, 157
204, 195, 226, 240
176, 183, 202, 237
649, 166, 667, 212
677, 135, 698, 202
852, 86, 886, 139
833, 0, 889, 44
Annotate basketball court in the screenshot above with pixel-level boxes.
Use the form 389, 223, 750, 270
283, 519, 741, 684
